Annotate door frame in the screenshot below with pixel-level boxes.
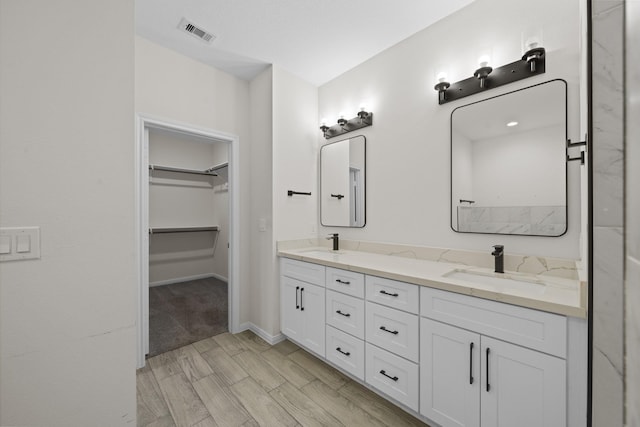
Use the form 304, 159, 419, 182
135, 114, 240, 368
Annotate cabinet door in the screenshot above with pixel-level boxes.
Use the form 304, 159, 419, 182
299, 282, 325, 357
281, 277, 303, 342
420, 318, 480, 427
481, 336, 566, 427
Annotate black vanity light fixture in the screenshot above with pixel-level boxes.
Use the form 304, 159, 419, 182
434, 47, 546, 105
319, 105, 373, 139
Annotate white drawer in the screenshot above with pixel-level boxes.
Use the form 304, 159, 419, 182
280, 258, 325, 286
366, 302, 419, 362
365, 343, 419, 411
365, 275, 419, 314
326, 326, 365, 381
326, 267, 365, 298
420, 287, 567, 358
326, 290, 365, 339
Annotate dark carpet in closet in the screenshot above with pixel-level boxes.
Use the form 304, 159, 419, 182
148, 277, 228, 357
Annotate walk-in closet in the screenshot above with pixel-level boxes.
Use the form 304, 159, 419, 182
147, 127, 229, 357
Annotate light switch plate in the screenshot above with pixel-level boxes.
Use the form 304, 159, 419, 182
16, 235, 31, 253
0, 227, 40, 261
0, 235, 11, 254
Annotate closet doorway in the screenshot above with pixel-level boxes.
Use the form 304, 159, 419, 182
136, 116, 240, 368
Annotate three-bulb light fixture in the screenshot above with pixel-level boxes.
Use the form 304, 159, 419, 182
434, 43, 546, 105
319, 104, 373, 139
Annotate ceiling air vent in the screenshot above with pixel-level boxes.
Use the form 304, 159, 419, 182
177, 18, 216, 44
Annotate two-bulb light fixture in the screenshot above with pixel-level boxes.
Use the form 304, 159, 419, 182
319, 104, 373, 139
433, 43, 546, 105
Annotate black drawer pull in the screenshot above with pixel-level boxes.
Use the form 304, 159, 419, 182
379, 326, 399, 335
336, 347, 351, 356
486, 347, 491, 392
336, 279, 351, 285
300, 288, 304, 311
469, 342, 474, 385
336, 310, 351, 317
379, 370, 399, 381
296, 286, 299, 309
379, 290, 399, 297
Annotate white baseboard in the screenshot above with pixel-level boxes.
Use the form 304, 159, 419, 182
150, 273, 228, 287
237, 322, 285, 345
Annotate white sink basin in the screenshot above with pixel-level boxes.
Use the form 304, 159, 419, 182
444, 269, 546, 294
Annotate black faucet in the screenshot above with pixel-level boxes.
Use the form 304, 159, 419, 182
327, 233, 339, 251
492, 245, 504, 274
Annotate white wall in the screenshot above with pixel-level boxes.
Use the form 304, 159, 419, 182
318, 0, 582, 259
210, 144, 230, 280
135, 36, 251, 323
271, 66, 319, 335
248, 67, 275, 335
0, 1, 136, 425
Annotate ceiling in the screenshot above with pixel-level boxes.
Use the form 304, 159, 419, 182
135, 0, 475, 86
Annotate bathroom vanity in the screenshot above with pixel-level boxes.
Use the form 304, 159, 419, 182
278, 244, 586, 427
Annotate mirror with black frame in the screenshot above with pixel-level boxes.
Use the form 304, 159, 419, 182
320, 135, 366, 227
451, 79, 567, 236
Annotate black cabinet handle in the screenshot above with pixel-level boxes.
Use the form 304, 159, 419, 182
379, 326, 399, 335
300, 288, 304, 311
379, 370, 399, 382
486, 347, 491, 392
336, 279, 351, 285
295, 286, 299, 309
379, 290, 399, 297
469, 342, 474, 385
336, 347, 351, 356
336, 310, 351, 317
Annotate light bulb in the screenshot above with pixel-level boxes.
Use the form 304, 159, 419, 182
359, 103, 367, 112
478, 55, 491, 68
320, 118, 327, 127
436, 72, 448, 83
525, 38, 539, 50
507, 121, 519, 127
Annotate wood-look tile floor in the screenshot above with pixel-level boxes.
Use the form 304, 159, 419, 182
137, 330, 430, 427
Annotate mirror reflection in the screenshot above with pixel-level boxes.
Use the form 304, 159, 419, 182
321, 135, 366, 227
451, 79, 567, 236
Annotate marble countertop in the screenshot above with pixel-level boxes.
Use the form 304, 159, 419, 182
278, 246, 587, 318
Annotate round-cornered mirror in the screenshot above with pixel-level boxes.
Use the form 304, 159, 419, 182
451, 79, 568, 236
320, 135, 366, 227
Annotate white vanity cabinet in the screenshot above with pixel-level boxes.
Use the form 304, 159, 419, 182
279, 256, 579, 427
365, 275, 420, 411
325, 267, 366, 380
280, 258, 326, 357
420, 287, 567, 427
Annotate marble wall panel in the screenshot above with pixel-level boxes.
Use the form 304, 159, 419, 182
626, 258, 640, 426
625, 0, 640, 424
591, 1, 625, 425
592, 3, 624, 228
592, 227, 624, 418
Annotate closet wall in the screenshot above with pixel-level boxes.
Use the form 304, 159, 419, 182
148, 128, 229, 285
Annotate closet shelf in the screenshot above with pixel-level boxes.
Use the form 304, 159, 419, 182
149, 226, 219, 234
149, 164, 218, 176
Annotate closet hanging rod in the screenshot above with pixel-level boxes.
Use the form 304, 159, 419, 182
149, 164, 218, 176
205, 162, 229, 173
149, 226, 219, 234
